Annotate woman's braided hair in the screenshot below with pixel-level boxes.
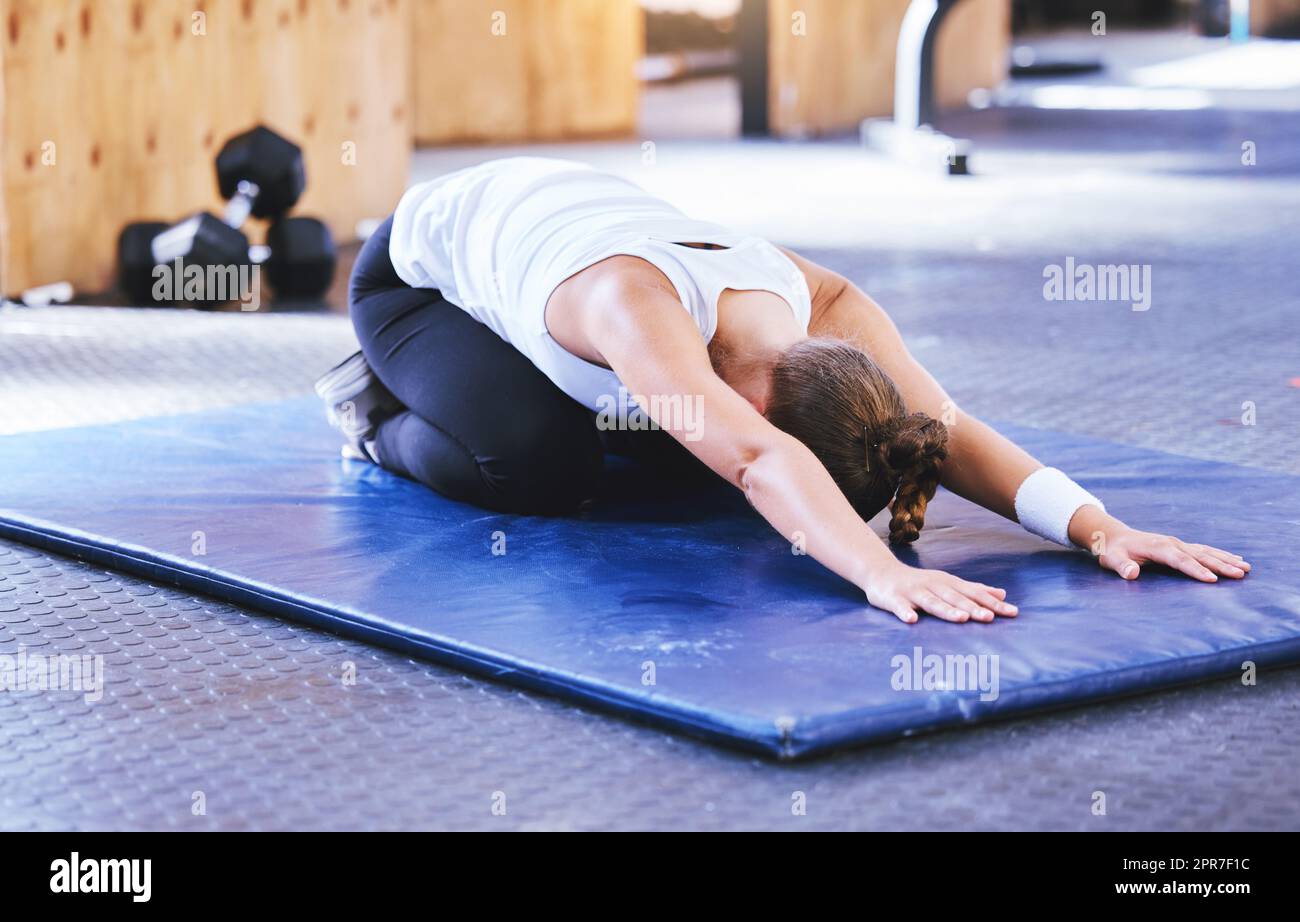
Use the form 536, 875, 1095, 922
766, 338, 949, 544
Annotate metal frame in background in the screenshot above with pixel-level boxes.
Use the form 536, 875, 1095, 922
862, 0, 973, 174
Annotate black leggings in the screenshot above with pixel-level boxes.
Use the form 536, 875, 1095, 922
349, 217, 709, 515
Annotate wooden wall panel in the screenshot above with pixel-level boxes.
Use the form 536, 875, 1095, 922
0, 0, 1013, 292
411, 0, 642, 145
0, 0, 412, 296
767, 0, 1010, 138
1251, 0, 1300, 34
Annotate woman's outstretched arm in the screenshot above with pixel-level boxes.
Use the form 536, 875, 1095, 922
795, 252, 1249, 583
579, 274, 1017, 623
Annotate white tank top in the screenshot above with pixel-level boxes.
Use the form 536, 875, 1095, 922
388, 157, 813, 411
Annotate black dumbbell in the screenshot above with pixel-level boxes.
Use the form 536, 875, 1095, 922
117, 222, 171, 305
264, 217, 337, 300
119, 216, 336, 306
117, 126, 308, 307
215, 125, 306, 221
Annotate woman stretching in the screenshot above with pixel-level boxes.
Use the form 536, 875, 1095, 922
316, 157, 1249, 623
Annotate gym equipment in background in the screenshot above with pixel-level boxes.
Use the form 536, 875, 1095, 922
2, 397, 1296, 759
1008, 45, 1104, 79
861, 0, 973, 175
4, 280, 75, 308
265, 217, 338, 300
117, 126, 337, 307
116, 222, 172, 306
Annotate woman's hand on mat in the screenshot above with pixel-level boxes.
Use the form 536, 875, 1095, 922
865, 564, 1018, 624
1068, 507, 1251, 582
1097, 529, 1250, 582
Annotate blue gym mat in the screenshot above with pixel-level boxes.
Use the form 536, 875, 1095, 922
2, 398, 1298, 758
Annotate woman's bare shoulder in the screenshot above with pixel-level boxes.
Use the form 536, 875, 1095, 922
775, 246, 852, 323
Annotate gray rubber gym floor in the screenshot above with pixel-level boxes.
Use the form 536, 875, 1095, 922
3, 34, 1298, 830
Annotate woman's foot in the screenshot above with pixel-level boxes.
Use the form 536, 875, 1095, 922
313, 351, 402, 464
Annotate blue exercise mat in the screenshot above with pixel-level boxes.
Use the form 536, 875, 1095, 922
2, 398, 1298, 758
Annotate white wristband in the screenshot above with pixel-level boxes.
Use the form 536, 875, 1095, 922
1013, 467, 1105, 548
